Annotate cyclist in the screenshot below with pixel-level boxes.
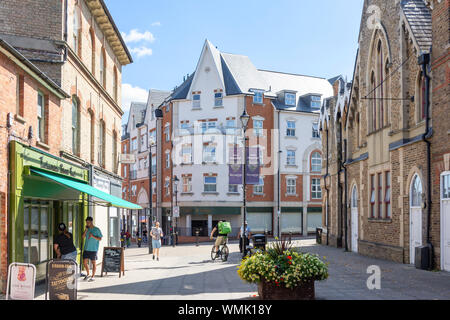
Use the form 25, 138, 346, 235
210, 220, 230, 254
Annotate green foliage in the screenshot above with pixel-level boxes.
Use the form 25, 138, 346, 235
237, 239, 329, 289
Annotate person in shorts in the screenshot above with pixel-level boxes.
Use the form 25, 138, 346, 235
210, 220, 228, 253
150, 222, 163, 261
82, 217, 102, 282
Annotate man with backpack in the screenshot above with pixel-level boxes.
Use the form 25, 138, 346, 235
210, 220, 232, 254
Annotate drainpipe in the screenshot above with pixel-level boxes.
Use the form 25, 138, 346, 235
324, 126, 330, 245
418, 53, 433, 270
277, 110, 281, 238
343, 139, 348, 252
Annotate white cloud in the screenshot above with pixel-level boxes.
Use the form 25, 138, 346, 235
151, 22, 161, 27
121, 83, 148, 115
121, 29, 155, 43
129, 46, 153, 58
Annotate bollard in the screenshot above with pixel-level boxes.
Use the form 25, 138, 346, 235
289, 231, 292, 244
195, 230, 199, 247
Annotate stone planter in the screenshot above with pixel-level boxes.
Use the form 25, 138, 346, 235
258, 279, 315, 300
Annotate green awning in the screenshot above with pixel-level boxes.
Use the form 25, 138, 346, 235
30, 168, 142, 210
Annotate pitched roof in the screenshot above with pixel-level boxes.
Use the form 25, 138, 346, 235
328, 75, 344, 85
401, 0, 432, 53
0, 38, 69, 99
147, 89, 172, 108
128, 102, 147, 126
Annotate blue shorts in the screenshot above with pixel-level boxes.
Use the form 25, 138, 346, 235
152, 239, 161, 249
83, 250, 98, 261
61, 251, 78, 262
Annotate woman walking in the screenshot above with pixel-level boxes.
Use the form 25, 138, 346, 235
150, 222, 163, 261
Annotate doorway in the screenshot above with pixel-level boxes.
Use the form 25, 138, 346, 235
351, 185, 358, 253
441, 173, 450, 272
410, 174, 423, 265
192, 220, 208, 237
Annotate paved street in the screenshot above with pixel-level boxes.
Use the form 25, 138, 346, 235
3, 238, 450, 300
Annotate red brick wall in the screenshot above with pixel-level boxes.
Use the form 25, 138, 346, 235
0, 50, 63, 292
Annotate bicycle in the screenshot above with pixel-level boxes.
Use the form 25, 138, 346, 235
211, 237, 229, 262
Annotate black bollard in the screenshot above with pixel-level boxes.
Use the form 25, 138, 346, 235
195, 230, 199, 247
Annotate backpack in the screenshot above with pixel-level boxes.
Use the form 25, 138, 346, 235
218, 221, 232, 235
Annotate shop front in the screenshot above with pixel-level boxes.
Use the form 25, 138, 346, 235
9, 141, 141, 282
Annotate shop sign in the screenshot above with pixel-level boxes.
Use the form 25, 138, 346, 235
22, 147, 85, 180
93, 175, 110, 194
6, 263, 36, 300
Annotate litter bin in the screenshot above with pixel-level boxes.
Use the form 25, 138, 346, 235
253, 234, 267, 251
316, 228, 323, 244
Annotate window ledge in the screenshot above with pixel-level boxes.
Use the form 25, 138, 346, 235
285, 136, 298, 139
286, 165, 298, 168
227, 192, 240, 196
213, 106, 224, 109
181, 163, 194, 166
253, 193, 265, 197
181, 192, 194, 196
368, 218, 392, 223
192, 108, 202, 111
285, 194, 298, 197
36, 140, 50, 150
202, 192, 219, 195
15, 114, 26, 124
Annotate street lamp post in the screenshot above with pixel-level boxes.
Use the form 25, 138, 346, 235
148, 108, 164, 254
240, 108, 250, 259
173, 175, 179, 247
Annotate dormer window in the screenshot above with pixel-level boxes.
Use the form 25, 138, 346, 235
311, 96, 321, 108
285, 93, 296, 106
253, 90, 263, 104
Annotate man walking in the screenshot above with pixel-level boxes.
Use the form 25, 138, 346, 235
239, 222, 252, 253
82, 217, 103, 282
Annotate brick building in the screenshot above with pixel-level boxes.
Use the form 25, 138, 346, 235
0, 38, 69, 290
0, 0, 138, 291
319, 0, 449, 271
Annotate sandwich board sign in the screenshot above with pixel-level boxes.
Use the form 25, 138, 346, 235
46, 259, 78, 300
6, 263, 36, 300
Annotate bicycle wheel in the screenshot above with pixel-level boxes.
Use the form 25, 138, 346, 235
211, 246, 218, 261
221, 245, 229, 262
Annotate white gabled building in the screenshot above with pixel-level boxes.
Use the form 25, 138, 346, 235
125, 40, 334, 239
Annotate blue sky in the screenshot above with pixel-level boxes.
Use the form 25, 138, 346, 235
104, 0, 364, 122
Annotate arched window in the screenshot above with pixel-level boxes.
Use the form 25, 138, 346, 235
98, 119, 106, 168
73, 8, 80, 55
411, 175, 423, 207
89, 28, 95, 74
417, 71, 426, 122
72, 97, 80, 155
113, 67, 118, 102
88, 109, 95, 163
100, 48, 106, 88
311, 152, 322, 172
384, 59, 390, 125
112, 130, 118, 173
370, 71, 376, 132
377, 41, 384, 128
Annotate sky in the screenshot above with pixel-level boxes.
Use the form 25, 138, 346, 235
104, 0, 364, 124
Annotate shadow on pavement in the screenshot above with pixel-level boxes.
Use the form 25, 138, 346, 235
80, 265, 255, 297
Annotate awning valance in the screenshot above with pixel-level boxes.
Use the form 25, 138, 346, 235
30, 168, 142, 210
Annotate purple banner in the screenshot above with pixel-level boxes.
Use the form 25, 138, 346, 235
229, 164, 243, 185
246, 147, 260, 185
228, 146, 260, 185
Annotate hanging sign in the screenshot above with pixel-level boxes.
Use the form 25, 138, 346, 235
6, 263, 36, 300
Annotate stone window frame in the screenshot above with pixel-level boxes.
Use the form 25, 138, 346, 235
71, 95, 81, 156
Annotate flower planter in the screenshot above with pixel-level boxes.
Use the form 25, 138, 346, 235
258, 279, 315, 300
